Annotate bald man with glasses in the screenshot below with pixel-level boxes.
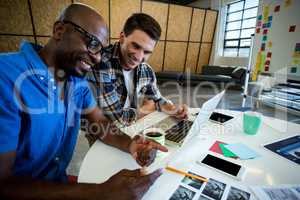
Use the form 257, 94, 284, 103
0, 3, 167, 200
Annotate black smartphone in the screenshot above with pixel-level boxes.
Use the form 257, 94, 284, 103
197, 154, 245, 180
209, 112, 234, 124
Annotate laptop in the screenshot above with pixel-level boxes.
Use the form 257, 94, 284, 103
147, 90, 225, 146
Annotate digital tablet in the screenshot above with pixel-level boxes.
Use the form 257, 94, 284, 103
264, 135, 300, 165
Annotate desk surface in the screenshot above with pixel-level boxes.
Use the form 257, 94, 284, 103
78, 109, 300, 199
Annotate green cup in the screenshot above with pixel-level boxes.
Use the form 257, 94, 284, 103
243, 111, 262, 135
143, 128, 165, 158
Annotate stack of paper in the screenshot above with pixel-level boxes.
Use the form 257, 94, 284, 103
209, 141, 260, 160
225, 143, 261, 160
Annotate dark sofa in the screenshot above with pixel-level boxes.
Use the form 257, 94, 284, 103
156, 65, 246, 87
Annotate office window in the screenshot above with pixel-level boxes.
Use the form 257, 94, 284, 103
223, 0, 258, 57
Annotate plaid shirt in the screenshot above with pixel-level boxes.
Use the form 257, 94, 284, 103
87, 42, 167, 126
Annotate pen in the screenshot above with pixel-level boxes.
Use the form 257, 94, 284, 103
165, 166, 209, 182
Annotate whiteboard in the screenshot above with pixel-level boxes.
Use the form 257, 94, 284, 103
251, 0, 300, 80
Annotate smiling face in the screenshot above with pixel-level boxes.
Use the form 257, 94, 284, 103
54, 20, 108, 78
51, 5, 109, 78
119, 29, 156, 71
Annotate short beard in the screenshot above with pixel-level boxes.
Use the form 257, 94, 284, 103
54, 49, 86, 78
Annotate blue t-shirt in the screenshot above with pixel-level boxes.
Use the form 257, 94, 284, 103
0, 41, 96, 182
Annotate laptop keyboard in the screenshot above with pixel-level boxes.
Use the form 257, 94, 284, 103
165, 120, 194, 144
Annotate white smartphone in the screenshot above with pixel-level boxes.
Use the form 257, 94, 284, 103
209, 112, 234, 125
196, 154, 246, 180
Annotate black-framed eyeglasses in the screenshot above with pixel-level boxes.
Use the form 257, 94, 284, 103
63, 20, 104, 54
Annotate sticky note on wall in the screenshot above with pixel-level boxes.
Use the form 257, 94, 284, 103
265, 66, 269, 71
292, 59, 299, 65
263, 35, 267, 41
261, 43, 266, 51
260, 53, 266, 71
258, 15, 262, 20
267, 52, 272, 58
285, 0, 292, 7
267, 41, 273, 48
268, 16, 273, 21
253, 52, 262, 81
274, 5, 280, 12
293, 52, 300, 58
290, 67, 297, 73
295, 43, 300, 52
263, 6, 269, 22
257, 21, 262, 27
289, 25, 296, 32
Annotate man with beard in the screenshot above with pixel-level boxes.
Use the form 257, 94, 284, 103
87, 13, 188, 128
0, 3, 167, 199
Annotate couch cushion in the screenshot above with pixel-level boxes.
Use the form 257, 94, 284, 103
231, 67, 246, 81
187, 74, 233, 82
155, 71, 182, 82
202, 65, 234, 76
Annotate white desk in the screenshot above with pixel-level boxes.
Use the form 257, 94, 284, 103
78, 109, 300, 199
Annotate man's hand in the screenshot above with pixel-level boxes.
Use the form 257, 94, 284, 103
137, 99, 156, 119
129, 135, 168, 166
161, 103, 188, 120
103, 169, 162, 200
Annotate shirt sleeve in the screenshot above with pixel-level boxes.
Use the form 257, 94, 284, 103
96, 70, 128, 124
0, 74, 21, 153
138, 64, 168, 105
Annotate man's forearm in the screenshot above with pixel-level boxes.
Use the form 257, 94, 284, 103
86, 119, 132, 153
84, 107, 132, 153
98, 122, 132, 153
160, 101, 176, 114
138, 99, 156, 119
0, 176, 103, 200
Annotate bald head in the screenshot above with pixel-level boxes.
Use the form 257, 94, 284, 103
39, 3, 109, 78
57, 3, 108, 45
59, 3, 103, 24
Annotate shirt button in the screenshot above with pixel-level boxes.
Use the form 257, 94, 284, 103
40, 76, 44, 80
53, 86, 57, 90
55, 157, 60, 161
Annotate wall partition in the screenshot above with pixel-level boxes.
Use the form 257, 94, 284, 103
0, 0, 217, 73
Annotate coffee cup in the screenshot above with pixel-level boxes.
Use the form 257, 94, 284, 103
143, 128, 166, 158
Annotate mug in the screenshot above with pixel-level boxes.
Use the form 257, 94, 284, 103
243, 111, 262, 135
143, 128, 166, 158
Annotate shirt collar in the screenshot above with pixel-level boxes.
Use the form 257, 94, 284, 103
112, 42, 121, 60
20, 41, 47, 70
20, 40, 56, 83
